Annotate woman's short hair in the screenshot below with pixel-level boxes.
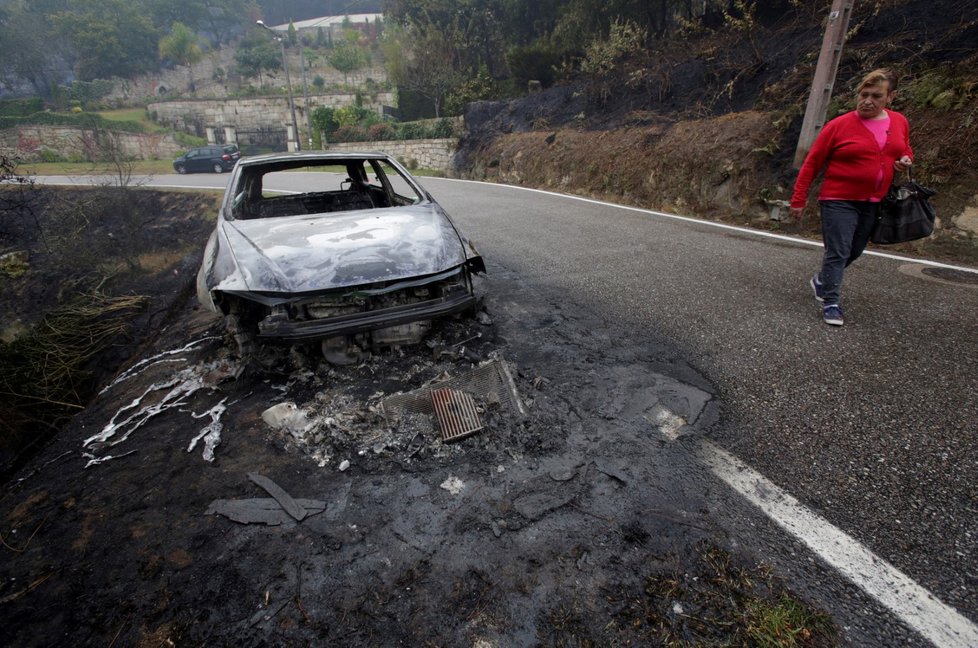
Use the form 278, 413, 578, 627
858, 68, 898, 93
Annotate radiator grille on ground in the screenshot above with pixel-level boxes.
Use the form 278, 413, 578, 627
381, 359, 524, 437
430, 388, 483, 442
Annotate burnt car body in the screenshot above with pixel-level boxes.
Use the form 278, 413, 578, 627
196, 152, 485, 356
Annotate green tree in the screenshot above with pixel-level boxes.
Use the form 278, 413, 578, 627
146, 0, 209, 34
382, 23, 463, 118
52, 0, 160, 81
506, 38, 564, 89
159, 22, 205, 92
234, 27, 282, 88
328, 32, 369, 85
0, 5, 62, 97
311, 106, 339, 141
444, 63, 497, 115
287, 20, 298, 46
198, 0, 256, 45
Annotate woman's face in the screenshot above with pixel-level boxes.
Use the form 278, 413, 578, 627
856, 81, 892, 119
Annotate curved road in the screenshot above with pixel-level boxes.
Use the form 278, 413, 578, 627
37, 172, 978, 645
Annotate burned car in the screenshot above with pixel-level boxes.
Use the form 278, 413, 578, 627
196, 152, 485, 360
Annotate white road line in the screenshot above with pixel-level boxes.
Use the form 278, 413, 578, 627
430, 177, 978, 275
700, 440, 978, 648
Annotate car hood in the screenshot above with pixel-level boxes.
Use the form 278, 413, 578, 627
212, 205, 468, 295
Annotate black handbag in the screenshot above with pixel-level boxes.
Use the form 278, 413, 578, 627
871, 169, 936, 244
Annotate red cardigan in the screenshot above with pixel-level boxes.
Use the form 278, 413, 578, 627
791, 110, 913, 208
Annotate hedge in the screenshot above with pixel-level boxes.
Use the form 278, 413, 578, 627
0, 98, 44, 118
326, 118, 460, 143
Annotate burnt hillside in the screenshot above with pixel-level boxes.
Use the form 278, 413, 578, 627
456, 0, 978, 262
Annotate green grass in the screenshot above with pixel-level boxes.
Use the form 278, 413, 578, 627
97, 108, 164, 132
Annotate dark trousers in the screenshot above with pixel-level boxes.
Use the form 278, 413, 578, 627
817, 200, 879, 306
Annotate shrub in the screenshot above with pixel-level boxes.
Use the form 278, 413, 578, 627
311, 106, 340, 140
174, 131, 206, 147
335, 105, 378, 128
506, 41, 562, 89
333, 124, 367, 142
395, 122, 427, 140
39, 149, 67, 163
368, 123, 395, 140
431, 118, 457, 138
0, 98, 44, 118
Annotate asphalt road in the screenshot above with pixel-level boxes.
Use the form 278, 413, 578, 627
426, 176, 978, 638
35, 172, 978, 644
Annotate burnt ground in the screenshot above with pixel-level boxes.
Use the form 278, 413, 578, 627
0, 186, 218, 476
0, 189, 837, 646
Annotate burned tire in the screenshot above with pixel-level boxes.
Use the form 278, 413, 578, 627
222, 301, 260, 360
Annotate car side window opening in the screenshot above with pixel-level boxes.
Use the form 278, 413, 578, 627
373, 159, 422, 206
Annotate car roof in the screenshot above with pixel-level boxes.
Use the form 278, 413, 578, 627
236, 151, 393, 168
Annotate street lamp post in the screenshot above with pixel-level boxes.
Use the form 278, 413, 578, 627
257, 20, 300, 152
298, 44, 314, 149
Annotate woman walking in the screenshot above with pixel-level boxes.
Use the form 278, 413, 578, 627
790, 69, 914, 326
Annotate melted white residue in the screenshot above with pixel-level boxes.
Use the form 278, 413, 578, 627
84, 368, 205, 449
85, 352, 242, 467
187, 398, 228, 462
98, 336, 220, 396
82, 450, 137, 469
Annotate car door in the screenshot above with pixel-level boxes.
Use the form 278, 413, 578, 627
188, 148, 208, 173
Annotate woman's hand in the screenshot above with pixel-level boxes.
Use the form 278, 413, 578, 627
790, 206, 805, 221
894, 156, 913, 172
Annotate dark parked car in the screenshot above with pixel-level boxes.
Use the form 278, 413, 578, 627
173, 145, 241, 174
196, 151, 486, 362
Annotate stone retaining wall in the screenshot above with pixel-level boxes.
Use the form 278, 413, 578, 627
324, 139, 458, 172
0, 126, 184, 161
148, 93, 395, 138
101, 44, 387, 107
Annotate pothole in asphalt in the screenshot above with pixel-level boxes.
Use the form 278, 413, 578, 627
898, 263, 978, 286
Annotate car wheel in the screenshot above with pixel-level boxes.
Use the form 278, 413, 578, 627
224, 312, 257, 360
175, 164, 187, 174
213, 163, 224, 173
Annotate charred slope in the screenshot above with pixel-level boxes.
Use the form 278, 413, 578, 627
455, 0, 978, 261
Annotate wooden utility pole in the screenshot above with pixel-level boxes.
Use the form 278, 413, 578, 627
793, 0, 854, 168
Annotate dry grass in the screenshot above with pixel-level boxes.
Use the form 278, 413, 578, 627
0, 291, 147, 452
538, 542, 837, 647
19, 160, 177, 176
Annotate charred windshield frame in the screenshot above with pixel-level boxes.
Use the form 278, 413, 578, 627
225, 156, 427, 222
